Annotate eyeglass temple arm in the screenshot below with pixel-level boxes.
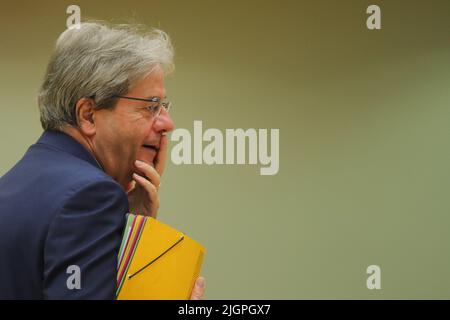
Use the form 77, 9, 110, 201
112, 95, 160, 103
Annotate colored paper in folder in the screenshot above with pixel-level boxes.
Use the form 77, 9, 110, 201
116, 214, 206, 300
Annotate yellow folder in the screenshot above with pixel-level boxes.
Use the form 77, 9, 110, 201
116, 214, 206, 300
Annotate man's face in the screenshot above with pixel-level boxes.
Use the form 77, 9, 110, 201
91, 66, 174, 188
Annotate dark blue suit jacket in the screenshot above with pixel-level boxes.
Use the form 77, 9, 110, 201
0, 130, 129, 299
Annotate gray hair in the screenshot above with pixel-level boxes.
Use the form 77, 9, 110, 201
38, 21, 174, 130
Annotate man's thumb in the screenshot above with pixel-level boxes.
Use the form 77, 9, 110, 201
190, 277, 205, 300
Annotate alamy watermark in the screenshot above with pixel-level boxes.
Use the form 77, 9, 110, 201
367, 5, 381, 30
66, 5, 81, 30
170, 121, 280, 176
66, 264, 81, 290
366, 265, 381, 290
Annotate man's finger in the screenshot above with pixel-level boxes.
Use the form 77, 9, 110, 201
132, 173, 159, 217
135, 160, 160, 189
155, 135, 168, 176
132, 173, 159, 204
190, 277, 205, 300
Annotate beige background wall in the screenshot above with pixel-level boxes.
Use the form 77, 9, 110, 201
1, 0, 450, 298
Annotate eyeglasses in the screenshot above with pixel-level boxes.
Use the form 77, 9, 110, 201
112, 95, 172, 118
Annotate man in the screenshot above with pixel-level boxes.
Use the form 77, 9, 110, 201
0, 22, 205, 299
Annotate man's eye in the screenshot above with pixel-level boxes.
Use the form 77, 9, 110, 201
146, 105, 160, 113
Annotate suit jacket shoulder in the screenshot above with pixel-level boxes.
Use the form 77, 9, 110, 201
0, 130, 129, 299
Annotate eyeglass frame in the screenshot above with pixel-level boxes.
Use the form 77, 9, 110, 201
112, 95, 172, 118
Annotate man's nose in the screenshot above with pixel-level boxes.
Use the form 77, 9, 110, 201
153, 108, 174, 133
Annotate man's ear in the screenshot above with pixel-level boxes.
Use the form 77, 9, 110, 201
75, 98, 96, 136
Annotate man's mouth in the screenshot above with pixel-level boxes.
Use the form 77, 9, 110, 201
139, 145, 159, 167
142, 144, 159, 152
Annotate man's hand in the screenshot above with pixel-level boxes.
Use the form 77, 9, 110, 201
190, 277, 206, 300
127, 135, 168, 217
